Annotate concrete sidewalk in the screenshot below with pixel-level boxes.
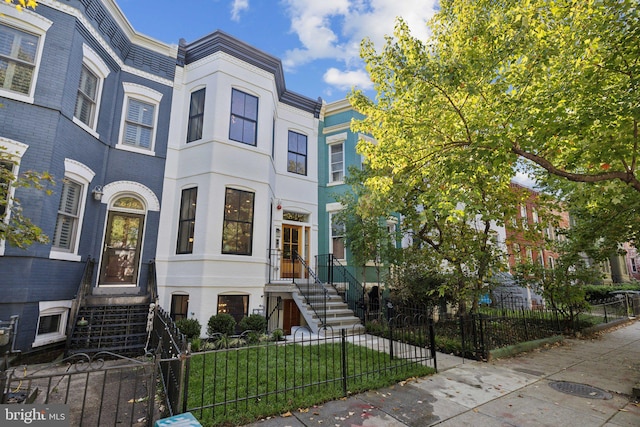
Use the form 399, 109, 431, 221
245, 320, 640, 426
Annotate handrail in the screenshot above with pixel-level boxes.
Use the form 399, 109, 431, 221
66, 256, 95, 350
317, 254, 367, 321
293, 251, 328, 327
148, 259, 158, 304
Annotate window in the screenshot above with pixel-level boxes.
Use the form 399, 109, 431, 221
72, 44, 110, 136
532, 208, 539, 224
176, 187, 197, 254
33, 300, 71, 348
330, 214, 345, 259
526, 247, 533, 263
170, 294, 189, 321
117, 83, 162, 155
330, 143, 344, 182
0, 160, 13, 219
0, 8, 50, 103
123, 99, 155, 148
186, 88, 205, 143
520, 204, 527, 219
229, 88, 258, 145
50, 159, 94, 261
548, 256, 555, 270
222, 188, 254, 255
218, 294, 249, 330
52, 178, 82, 251
0, 138, 28, 255
631, 258, 637, 273
287, 131, 307, 175
74, 65, 98, 127
512, 243, 521, 263
0, 24, 38, 95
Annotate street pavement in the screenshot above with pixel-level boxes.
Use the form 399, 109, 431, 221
244, 320, 640, 427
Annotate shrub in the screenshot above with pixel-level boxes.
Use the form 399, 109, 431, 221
238, 314, 267, 333
207, 313, 236, 337
176, 318, 201, 339
271, 329, 285, 341
190, 337, 201, 352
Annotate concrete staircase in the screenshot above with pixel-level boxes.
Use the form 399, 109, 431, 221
67, 295, 153, 357
292, 282, 364, 337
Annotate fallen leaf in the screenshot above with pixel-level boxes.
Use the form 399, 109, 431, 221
299, 408, 309, 413
282, 411, 292, 417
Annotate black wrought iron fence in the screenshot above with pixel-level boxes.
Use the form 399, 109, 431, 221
434, 295, 636, 361
159, 319, 435, 426
151, 306, 188, 417
0, 351, 156, 427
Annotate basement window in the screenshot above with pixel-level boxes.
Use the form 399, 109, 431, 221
32, 300, 72, 348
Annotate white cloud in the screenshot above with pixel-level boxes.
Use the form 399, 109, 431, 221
281, 0, 438, 93
230, 0, 249, 22
323, 67, 373, 91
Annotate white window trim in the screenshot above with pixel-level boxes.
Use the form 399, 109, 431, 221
0, 4, 52, 104
49, 159, 95, 262
328, 210, 346, 261
327, 132, 346, 186
72, 44, 110, 138
0, 138, 29, 256
116, 82, 163, 156
100, 180, 160, 211
32, 300, 72, 348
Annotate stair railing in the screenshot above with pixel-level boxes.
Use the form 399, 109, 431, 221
148, 259, 158, 304
293, 251, 328, 327
317, 254, 367, 321
66, 256, 95, 350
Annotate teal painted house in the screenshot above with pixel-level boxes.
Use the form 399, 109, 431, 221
318, 99, 395, 317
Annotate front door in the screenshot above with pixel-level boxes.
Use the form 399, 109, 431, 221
283, 299, 301, 335
281, 224, 302, 278
99, 212, 144, 285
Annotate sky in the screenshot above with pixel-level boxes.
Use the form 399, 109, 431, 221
116, 0, 439, 103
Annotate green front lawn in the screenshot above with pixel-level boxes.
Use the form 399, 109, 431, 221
185, 341, 434, 426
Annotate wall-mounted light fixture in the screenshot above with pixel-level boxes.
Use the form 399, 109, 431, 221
92, 185, 103, 201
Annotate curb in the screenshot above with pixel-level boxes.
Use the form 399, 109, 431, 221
580, 317, 634, 335
488, 335, 564, 360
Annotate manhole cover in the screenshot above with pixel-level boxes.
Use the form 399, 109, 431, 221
549, 381, 612, 400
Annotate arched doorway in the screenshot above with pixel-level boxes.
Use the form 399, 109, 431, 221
99, 196, 146, 286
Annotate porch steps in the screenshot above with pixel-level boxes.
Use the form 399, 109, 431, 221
293, 284, 364, 337
67, 301, 152, 357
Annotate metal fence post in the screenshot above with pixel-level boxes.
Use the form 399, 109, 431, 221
478, 314, 486, 361
386, 300, 394, 360
459, 315, 466, 360
428, 318, 437, 373
603, 303, 608, 324
341, 329, 348, 396
177, 349, 191, 414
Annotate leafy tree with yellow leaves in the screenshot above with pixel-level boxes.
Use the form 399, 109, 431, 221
4, 0, 37, 12
350, 0, 640, 286
1, 148, 54, 248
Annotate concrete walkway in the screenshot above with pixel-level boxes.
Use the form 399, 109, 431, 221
245, 320, 640, 426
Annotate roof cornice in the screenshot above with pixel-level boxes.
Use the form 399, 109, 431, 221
180, 30, 322, 117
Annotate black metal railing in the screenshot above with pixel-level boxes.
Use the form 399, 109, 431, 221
148, 259, 158, 304
433, 295, 635, 361
1, 351, 156, 426
292, 251, 328, 327
151, 306, 188, 416
66, 257, 95, 351
174, 320, 436, 426
316, 254, 367, 321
